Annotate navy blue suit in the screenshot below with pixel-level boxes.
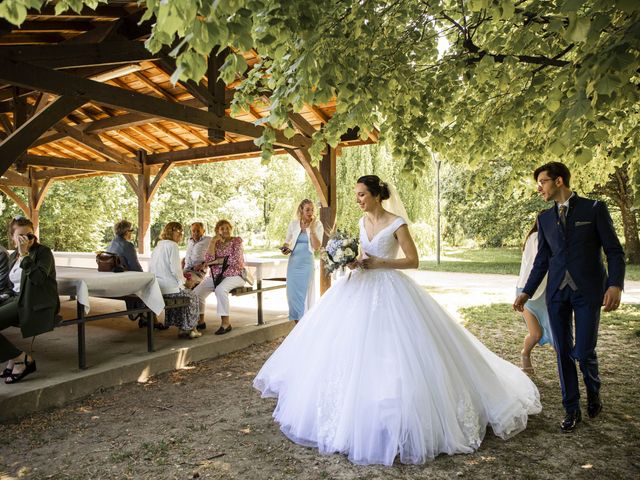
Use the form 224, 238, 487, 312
523, 194, 625, 413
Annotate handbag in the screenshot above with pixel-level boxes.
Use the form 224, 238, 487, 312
212, 256, 229, 287
96, 251, 126, 272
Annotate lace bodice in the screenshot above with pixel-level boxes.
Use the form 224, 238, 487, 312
359, 216, 407, 260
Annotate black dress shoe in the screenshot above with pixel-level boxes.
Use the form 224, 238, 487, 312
561, 410, 582, 432
196, 322, 207, 330
587, 392, 603, 418
214, 325, 232, 335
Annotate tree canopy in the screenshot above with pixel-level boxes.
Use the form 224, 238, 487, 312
2, 1, 637, 173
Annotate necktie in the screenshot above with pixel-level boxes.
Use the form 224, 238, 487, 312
559, 205, 567, 227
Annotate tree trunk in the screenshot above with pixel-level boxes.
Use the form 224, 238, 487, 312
595, 164, 640, 265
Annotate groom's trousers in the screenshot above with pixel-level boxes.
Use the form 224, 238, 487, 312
547, 287, 601, 413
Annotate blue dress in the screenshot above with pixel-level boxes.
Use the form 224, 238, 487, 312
286, 231, 313, 321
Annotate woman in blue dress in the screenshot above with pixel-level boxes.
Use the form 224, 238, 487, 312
281, 200, 324, 322
516, 217, 554, 374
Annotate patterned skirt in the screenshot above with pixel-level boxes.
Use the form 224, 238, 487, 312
163, 289, 199, 331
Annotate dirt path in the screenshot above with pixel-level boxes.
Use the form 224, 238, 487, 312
1, 304, 639, 480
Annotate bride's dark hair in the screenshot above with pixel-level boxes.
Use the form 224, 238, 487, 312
357, 175, 390, 201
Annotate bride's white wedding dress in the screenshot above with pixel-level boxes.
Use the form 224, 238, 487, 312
254, 217, 541, 466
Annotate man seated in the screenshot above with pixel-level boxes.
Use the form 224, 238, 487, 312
182, 222, 211, 289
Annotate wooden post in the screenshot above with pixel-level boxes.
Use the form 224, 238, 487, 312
28, 176, 52, 237
319, 146, 337, 295
137, 150, 151, 254
207, 47, 229, 142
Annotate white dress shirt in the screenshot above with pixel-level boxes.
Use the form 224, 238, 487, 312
184, 235, 212, 270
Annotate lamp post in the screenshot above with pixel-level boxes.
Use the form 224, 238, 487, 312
431, 151, 441, 265
191, 190, 203, 219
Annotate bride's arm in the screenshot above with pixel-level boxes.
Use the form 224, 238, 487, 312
361, 225, 419, 270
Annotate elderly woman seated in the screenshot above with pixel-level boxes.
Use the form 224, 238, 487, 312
106, 220, 142, 272
194, 219, 246, 335
181, 222, 212, 289
0, 216, 59, 384
150, 222, 201, 339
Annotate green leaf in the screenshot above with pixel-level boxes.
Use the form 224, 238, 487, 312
574, 147, 592, 164
559, 0, 587, 13
564, 14, 591, 43
0, 1, 28, 25
595, 74, 622, 96
616, 0, 640, 13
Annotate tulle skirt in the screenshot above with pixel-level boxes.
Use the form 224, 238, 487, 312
254, 268, 541, 466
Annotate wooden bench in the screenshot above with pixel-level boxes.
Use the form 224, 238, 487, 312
56, 294, 194, 370
229, 277, 287, 325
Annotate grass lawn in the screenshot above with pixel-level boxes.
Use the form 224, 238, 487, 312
419, 246, 640, 281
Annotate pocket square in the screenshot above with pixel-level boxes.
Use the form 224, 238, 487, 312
575, 221, 592, 227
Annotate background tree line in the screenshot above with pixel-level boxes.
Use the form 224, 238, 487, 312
0, 145, 637, 264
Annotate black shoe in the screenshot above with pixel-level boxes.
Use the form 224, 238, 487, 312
196, 322, 207, 330
5, 354, 36, 384
138, 317, 148, 328
153, 323, 170, 331
214, 325, 232, 335
560, 410, 582, 432
587, 392, 603, 419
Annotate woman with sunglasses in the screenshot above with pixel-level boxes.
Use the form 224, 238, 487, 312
0, 216, 59, 384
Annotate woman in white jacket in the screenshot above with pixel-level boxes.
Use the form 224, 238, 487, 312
281, 200, 324, 322
516, 217, 554, 373
150, 222, 201, 339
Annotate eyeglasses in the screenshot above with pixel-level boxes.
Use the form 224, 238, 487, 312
537, 178, 555, 188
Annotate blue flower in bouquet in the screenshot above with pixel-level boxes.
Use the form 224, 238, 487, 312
321, 230, 359, 274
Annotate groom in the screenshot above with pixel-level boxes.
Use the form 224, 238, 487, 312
513, 162, 625, 432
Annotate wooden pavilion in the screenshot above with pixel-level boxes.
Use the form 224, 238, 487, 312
0, 2, 376, 290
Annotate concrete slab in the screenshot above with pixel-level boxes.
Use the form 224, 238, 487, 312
0, 289, 292, 422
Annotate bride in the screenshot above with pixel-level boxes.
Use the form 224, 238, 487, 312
254, 175, 541, 466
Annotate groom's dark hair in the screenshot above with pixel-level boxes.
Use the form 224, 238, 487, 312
534, 162, 571, 188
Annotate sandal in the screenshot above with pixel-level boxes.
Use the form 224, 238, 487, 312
521, 353, 535, 375
178, 329, 202, 339
5, 354, 36, 384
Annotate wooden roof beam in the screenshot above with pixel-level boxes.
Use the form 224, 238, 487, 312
0, 41, 156, 70
54, 122, 134, 164
0, 96, 85, 176
21, 154, 141, 174
146, 140, 261, 165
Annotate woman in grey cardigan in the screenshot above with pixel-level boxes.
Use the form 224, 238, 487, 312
106, 220, 143, 272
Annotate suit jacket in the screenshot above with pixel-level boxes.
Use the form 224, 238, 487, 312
523, 194, 625, 304
106, 235, 143, 272
9, 243, 60, 338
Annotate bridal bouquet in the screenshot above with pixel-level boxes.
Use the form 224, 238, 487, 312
321, 230, 359, 275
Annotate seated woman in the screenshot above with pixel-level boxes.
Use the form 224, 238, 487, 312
105, 219, 154, 325
0, 216, 59, 384
106, 220, 142, 272
194, 219, 245, 335
149, 222, 201, 339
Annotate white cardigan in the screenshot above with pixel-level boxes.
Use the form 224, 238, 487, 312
150, 239, 184, 294
284, 219, 324, 311
284, 219, 324, 254
517, 234, 547, 300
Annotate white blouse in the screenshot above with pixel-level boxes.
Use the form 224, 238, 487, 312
284, 220, 324, 255
517, 234, 547, 300
9, 257, 22, 294
150, 240, 184, 294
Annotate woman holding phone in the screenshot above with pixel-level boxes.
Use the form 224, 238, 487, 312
0, 216, 59, 384
281, 199, 323, 322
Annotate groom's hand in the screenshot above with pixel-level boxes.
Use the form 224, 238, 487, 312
602, 286, 622, 312
513, 293, 530, 312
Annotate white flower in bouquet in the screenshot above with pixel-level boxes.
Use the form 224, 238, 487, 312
321, 229, 359, 275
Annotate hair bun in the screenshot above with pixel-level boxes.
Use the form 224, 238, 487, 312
379, 182, 391, 201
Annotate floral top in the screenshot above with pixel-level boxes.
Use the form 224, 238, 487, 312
205, 236, 244, 278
